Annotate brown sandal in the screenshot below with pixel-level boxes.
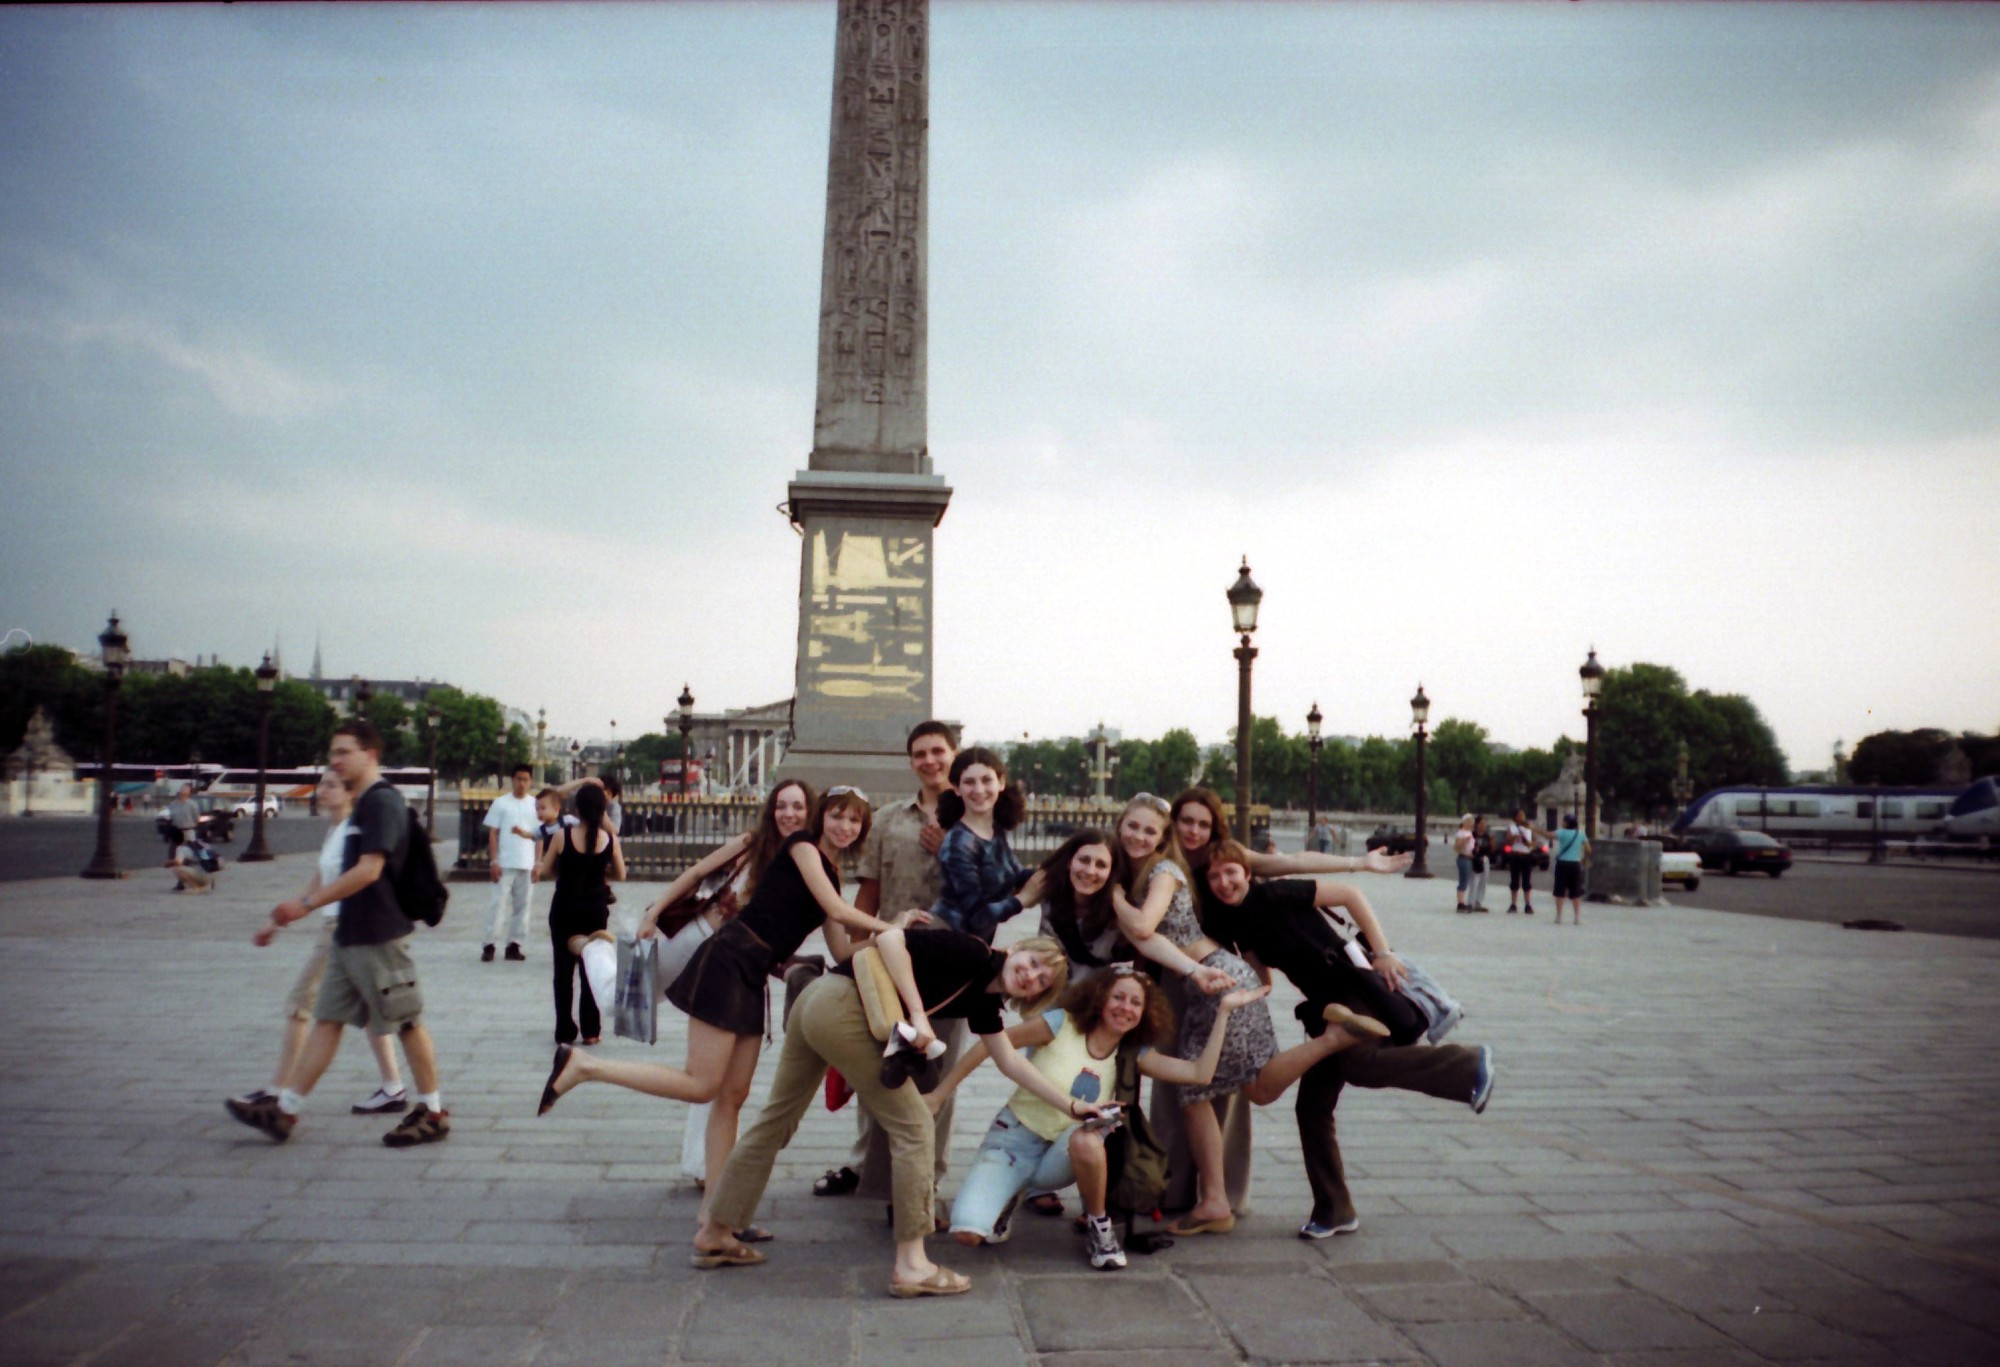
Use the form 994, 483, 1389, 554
888, 1267, 970, 1298
690, 1242, 766, 1269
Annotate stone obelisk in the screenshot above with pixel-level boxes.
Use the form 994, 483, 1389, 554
779, 0, 952, 795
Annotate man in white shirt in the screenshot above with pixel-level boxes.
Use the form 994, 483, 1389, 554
482, 764, 540, 962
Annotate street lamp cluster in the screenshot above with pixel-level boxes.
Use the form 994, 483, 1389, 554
1580, 647, 1605, 838
79, 614, 130, 880
1226, 558, 1262, 843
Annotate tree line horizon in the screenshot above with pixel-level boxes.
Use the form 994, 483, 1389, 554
5, 649, 1991, 821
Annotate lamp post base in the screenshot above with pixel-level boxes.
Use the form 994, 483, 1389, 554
79, 860, 125, 880
1404, 867, 1436, 879
240, 839, 274, 863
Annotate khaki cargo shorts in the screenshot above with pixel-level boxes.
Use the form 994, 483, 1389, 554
284, 918, 336, 1020
314, 936, 425, 1037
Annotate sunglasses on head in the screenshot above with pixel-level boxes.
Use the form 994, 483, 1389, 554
1130, 792, 1170, 814
1109, 962, 1141, 977
826, 785, 869, 803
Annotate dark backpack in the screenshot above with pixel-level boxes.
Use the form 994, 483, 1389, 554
392, 807, 449, 928
1105, 1036, 1169, 1218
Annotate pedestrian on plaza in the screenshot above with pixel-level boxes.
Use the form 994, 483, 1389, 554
1551, 814, 1590, 925
167, 834, 220, 893
1453, 815, 1476, 913
814, 722, 954, 1203
683, 925, 1077, 1297
931, 967, 1270, 1270
601, 775, 624, 838
482, 763, 538, 963
1202, 841, 1494, 1239
162, 783, 198, 867
638, 777, 814, 1203
1466, 815, 1492, 912
1505, 808, 1542, 914
228, 769, 408, 1117
226, 720, 450, 1147
539, 787, 901, 1239
1155, 787, 1410, 1215
539, 781, 626, 1046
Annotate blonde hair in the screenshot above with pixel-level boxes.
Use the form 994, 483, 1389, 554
1004, 936, 1070, 1017
1118, 795, 1191, 894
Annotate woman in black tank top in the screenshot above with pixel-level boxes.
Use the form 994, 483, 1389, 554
540, 784, 625, 1045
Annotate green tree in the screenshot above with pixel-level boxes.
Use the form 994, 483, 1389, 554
1151, 728, 1202, 797
1848, 729, 1952, 786
0, 645, 103, 756
1429, 718, 1490, 814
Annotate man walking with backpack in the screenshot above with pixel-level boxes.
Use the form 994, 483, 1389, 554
227, 720, 449, 1147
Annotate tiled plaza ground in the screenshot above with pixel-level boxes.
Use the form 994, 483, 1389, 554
1, 842, 1997, 1364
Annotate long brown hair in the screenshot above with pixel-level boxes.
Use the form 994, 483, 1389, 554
740, 779, 815, 901
1038, 829, 1129, 965
1169, 787, 1232, 867
1118, 793, 1189, 895
1062, 970, 1176, 1050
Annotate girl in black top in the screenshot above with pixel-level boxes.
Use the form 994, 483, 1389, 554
537, 783, 626, 1045
540, 789, 899, 1231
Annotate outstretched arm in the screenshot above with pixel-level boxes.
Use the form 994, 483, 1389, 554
793, 842, 895, 941
636, 833, 750, 938
1114, 881, 1232, 993
1314, 878, 1406, 991
1247, 848, 1413, 877
923, 1016, 1054, 1114
1138, 986, 1265, 1085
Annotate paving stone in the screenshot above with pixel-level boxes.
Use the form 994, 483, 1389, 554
1697, 1308, 1892, 1360
1330, 1258, 1472, 1288
1525, 1290, 1740, 1353
1183, 1269, 1414, 1361
1354, 1280, 1528, 1324
1405, 1318, 1601, 1366
1017, 1275, 1220, 1352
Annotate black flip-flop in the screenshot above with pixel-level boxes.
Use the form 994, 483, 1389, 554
734, 1226, 775, 1243
813, 1166, 859, 1196
538, 1044, 573, 1117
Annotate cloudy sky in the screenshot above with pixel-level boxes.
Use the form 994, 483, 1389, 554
3, 1, 1996, 770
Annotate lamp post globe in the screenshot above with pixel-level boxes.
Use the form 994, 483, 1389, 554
1227, 557, 1262, 843
1579, 648, 1605, 837
1306, 701, 1324, 835
1407, 684, 1435, 879
242, 651, 280, 861
80, 613, 130, 880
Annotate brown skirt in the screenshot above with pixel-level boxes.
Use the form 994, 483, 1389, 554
663, 919, 771, 1036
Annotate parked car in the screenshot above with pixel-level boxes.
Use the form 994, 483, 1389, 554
232, 793, 281, 820
1495, 829, 1552, 871
1690, 828, 1792, 877
1633, 833, 1701, 890
1364, 825, 1419, 855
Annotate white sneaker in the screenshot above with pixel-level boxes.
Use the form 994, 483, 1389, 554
1085, 1218, 1126, 1270
351, 1086, 410, 1115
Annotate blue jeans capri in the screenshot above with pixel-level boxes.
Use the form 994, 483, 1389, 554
948, 1107, 1078, 1239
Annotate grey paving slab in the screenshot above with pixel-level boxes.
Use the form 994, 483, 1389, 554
1, 852, 1998, 1364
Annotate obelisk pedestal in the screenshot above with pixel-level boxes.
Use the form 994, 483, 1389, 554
780, 0, 951, 796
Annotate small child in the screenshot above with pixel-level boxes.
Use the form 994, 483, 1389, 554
533, 788, 578, 856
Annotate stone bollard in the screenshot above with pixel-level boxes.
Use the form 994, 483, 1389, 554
1586, 838, 1663, 905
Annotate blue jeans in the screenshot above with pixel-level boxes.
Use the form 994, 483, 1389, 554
1455, 854, 1472, 895
948, 1107, 1076, 1239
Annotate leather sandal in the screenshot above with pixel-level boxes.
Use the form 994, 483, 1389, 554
690, 1242, 766, 1269
888, 1267, 970, 1298
734, 1226, 775, 1243
1164, 1214, 1236, 1236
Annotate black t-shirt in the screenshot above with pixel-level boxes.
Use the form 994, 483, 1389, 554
835, 926, 1009, 1037
1200, 877, 1344, 983
337, 781, 413, 947
735, 829, 838, 965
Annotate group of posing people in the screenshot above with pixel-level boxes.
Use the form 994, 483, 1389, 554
533, 721, 1496, 1298
1452, 808, 1592, 923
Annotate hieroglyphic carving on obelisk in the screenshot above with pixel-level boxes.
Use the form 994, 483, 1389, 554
781, 0, 952, 793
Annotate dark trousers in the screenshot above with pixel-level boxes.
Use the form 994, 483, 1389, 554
549, 910, 604, 1044
1508, 854, 1535, 896
1294, 1003, 1483, 1225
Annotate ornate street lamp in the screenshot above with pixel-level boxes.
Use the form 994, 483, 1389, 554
425, 696, 442, 832
1306, 702, 1324, 838
1407, 684, 1434, 879
1088, 722, 1108, 803
242, 652, 280, 861
536, 707, 546, 778
496, 724, 508, 787
568, 738, 582, 782
1580, 648, 1605, 838
80, 613, 130, 880
1226, 557, 1262, 843
353, 675, 373, 713
677, 684, 695, 800
608, 719, 617, 781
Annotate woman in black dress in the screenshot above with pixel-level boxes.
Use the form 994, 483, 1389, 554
539, 788, 898, 1224
536, 782, 626, 1045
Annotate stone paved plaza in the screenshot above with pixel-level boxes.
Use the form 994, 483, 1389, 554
2, 843, 1998, 1365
